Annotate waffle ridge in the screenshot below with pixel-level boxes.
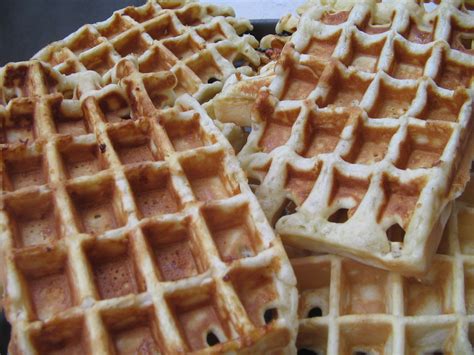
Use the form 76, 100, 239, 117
32, 0, 264, 105
0, 51, 298, 353
291, 177, 474, 354
239, 0, 474, 275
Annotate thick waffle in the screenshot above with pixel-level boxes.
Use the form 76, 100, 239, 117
291, 177, 474, 354
0, 58, 298, 354
239, 0, 474, 275
33, 0, 264, 104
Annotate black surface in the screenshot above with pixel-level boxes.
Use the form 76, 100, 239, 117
0, 0, 278, 66
0, 2, 278, 350
0, 311, 10, 355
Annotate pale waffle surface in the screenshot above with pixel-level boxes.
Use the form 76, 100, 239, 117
239, 0, 474, 275
291, 178, 474, 354
33, 0, 264, 104
0, 58, 298, 353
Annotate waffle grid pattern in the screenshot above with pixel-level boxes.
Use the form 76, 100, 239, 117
33, 0, 263, 104
239, 0, 474, 275
0, 57, 297, 354
291, 180, 474, 354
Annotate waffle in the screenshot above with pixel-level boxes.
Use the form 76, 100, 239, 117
0, 58, 298, 354
205, 34, 291, 127
238, 0, 474, 275
33, 0, 265, 105
291, 177, 474, 354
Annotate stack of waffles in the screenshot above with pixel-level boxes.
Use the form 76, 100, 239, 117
0, 0, 299, 353
1, 0, 474, 354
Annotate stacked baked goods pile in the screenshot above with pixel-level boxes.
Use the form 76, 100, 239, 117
1, 0, 474, 354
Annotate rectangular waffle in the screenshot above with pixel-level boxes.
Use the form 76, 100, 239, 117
0, 57, 298, 353
33, 0, 265, 105
291, 175, 474, 354
239, 0, 474, 275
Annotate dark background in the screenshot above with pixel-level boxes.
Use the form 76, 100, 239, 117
0, 0, 144, 65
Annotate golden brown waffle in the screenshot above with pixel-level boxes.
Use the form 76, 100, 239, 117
291, 177, 474, 354
238, 0, 474, 275
0, 58, 298, 354
33, 0, 264, 104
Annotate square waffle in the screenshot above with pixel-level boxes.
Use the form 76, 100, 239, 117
238, 0, 474, 275
0, 57, 298, 353
33, 0, 265, 104
291, 176, 474, 354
